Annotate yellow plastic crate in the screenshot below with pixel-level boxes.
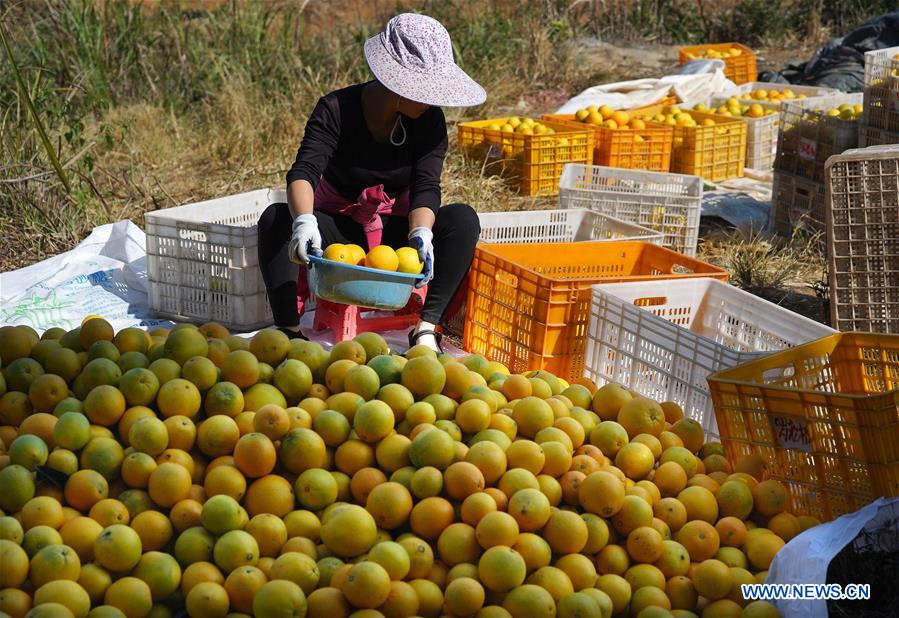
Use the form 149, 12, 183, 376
708, 332, 899, 521
636, 107, 747, 181
541, 113, 673, 172
457, 118, 594, 196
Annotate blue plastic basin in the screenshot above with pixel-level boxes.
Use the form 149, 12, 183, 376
307, 255, 424, 310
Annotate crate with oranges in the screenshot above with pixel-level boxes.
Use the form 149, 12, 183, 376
634, 105, 747, 181
863, 46, 899, 132
457, 117, 593, 196
542, 106, 673, 172
693, 98, 781, 171
679, 43, 757, 84
774, 94, 863, 183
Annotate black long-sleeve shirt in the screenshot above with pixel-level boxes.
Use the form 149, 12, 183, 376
286, 82, 448, 214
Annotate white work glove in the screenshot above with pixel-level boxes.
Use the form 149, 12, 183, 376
408, 227, 434, 289
288, 214, 322, 265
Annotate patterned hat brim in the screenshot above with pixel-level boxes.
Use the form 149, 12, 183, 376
364, 35, 487, 108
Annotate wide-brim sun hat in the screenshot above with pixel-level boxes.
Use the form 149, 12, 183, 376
364, 13, 486, 108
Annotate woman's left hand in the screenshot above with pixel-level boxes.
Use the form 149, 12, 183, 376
408, 227, 434, 288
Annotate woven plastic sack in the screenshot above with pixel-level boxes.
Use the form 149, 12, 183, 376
766, 497, 899, 617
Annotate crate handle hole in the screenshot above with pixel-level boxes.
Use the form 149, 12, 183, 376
496, 272, 519, 288
672, 264, 696, 274
634, 296, 668, 307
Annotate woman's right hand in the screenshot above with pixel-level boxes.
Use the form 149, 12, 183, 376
288, 214, 323, 264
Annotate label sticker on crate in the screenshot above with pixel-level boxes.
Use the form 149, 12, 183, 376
485, 143, 502, 160
889, 90, 899, 113
798, 137, 817, 161
770, 415, 812, 452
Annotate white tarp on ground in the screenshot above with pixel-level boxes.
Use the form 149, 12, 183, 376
702, 175, 775, 231
554, 61, 737, 114
0, 221, 173, 334
0, 221, 461, 353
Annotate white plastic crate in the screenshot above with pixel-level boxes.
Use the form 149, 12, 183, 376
774, 93, 863, 183
584, 278, 836, 438
477, 208, 664, 245
145, 188, 285, 331
863, 46, 899, 132
858, 123, 899, 148
557, 164, 702, 257
826, 146, 899, 334
705, 97, 781, 170
768, 170, 826, 237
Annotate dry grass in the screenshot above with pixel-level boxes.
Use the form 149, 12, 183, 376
699, 231, 829, 323
1, 0, 864, 326
442, 150, 558, 214
0, 0, 596, 272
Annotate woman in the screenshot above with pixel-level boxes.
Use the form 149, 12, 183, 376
258, 13, 485, 352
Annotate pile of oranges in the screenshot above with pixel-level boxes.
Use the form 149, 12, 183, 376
0, 318, 809, 618
484, 118, 556, 136
737, 90, 807, 103
573, 107, 649, 132
635, 107, 719, 130
692, 101, 776, 120
321, 244, 423, 275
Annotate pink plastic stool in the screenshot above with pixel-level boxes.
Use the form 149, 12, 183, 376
312, 285, 428, 343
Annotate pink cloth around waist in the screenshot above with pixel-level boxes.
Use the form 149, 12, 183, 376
314, 178, 410, 248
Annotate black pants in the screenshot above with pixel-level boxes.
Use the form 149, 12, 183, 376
258, 202, 480, 327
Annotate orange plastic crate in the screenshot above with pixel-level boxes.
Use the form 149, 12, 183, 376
457, 118, 593, 197
463, 241, 729, 381
540, 114, 673, 172
635, 107, 747, 181
708, 332, 899, 522
679, 43, 757, 84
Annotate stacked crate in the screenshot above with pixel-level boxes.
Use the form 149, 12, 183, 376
557, 164, 703, 257
461, 164, 714, 381
859, 124, 899, 147
825, 146, 899, 334
769, 94, 863, 236
862, 47, 899, 132
858, 47, 899, 148
145, 189, 280, 331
